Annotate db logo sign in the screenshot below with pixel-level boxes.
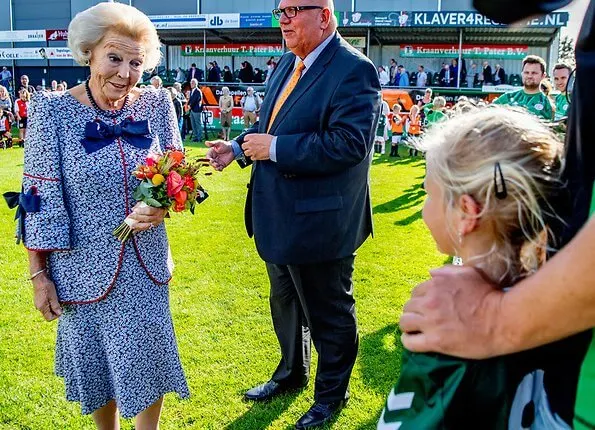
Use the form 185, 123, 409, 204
210, 16, 223, 26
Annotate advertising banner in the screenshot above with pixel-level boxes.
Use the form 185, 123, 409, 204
149, 14, 208, 30
240, 13, 273, 28
0, 30, 46, 43
0, 47, 72, 60
345, 37, 367, 49
399, 44, 529, 59
339, 11, 568, 28
207, 14, 241, 29
182, 44, 283, 57
45, 29, 68, 41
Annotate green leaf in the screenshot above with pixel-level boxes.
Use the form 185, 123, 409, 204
145, 198, 162, 207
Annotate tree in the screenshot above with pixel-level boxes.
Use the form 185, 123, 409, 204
558, 35, 576, 67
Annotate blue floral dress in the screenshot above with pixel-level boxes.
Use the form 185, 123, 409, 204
21, 88, 189, 417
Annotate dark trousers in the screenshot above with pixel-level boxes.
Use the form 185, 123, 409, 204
266, 254, 358, 403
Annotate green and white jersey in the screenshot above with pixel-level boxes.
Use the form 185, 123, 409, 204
376, 114, 387, 137
378, 349, 575, 429
574, 183, 595, 430
554, 92, 571, 121
493, 89, 554, 121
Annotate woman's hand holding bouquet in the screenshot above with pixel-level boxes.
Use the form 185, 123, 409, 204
113, 150, 209, 242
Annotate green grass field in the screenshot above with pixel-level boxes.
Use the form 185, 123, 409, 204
0, 141, 444, 429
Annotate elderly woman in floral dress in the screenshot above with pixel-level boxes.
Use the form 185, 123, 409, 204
20, 2, 188, 428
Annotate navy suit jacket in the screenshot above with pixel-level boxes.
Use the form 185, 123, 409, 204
188, 88, 202, 113
235, 33, 381, 265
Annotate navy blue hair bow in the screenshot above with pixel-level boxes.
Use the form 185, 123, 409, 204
81, 118, 152, 154
3, 188, 41, 244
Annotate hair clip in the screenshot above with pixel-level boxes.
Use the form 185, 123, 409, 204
494, 162, 507, 200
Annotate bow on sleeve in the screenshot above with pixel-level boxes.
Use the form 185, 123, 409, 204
3, 187, 41, 244
81, 118, 153, 154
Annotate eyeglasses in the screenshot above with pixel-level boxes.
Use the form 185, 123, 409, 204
272, 6, 323, 20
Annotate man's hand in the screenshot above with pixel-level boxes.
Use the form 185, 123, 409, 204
205, 139, 235, 171
399, 265, 505, 359
242, 134, 273, 161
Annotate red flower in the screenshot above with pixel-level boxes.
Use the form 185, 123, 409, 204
166, 171, 184, 197
184, 175, 195, 191
170, 150, 185, 167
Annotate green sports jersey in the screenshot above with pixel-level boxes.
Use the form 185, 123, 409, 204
378, 348, 579, 429
554, 92, 571, 121
376, 114, 387, 137
493, 89, 554, 121
425, 110, 447, 127
574, 183, 595, 430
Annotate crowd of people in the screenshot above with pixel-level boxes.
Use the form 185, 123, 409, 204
377, 58, 516, 88
174, 57, 277, 85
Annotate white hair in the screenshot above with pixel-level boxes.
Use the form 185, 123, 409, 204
190, 78, 198, 86
68, 2, 162, 71
150, 76, 162, 84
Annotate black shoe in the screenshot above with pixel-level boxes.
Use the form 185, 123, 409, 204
244, 380, 306, 402
295, 399, 348, 429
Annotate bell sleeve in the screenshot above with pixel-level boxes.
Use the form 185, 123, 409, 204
21, 92, 71, 251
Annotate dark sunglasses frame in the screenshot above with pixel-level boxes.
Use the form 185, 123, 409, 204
272, 6, 324, 20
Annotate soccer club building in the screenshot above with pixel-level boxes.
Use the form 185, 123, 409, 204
0, 0, 569, 132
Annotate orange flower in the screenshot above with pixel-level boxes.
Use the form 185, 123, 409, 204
174, 190, 187, 204
173, 201, 186, 212
170, 150, 185, 167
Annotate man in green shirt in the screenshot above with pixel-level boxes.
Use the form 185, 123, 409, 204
493, 55, 554, 121
553, 62, 572, 121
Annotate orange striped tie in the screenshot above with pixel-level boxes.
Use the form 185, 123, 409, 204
267, 60, 305, 133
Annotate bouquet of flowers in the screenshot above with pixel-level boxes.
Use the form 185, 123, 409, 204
113, 150, 209, 242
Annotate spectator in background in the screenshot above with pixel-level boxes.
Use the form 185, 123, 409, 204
494, 64, 506, 85
0, 67, 12, 89
207, 62, 220, 83
398, 65, 409, 87
61, 81, 68, 91
14, 88, 30, 144
187, 62, 203, 83
406, 104, 421, 156
416, 65, 427, 88
552, 62, 572, 120
238, 61, 254, 83
182, 89, 191, 141
467, 63, 478, 88
19, 75, 35, 94
218, 86, 233, 141
150, 76, 162, 89
389, 58, 397, 84
253, 68, 264, 84
240, 86, 261, 129
264, 57, 277, 85
419, 88, 433, 108
0, 85, 12, 112
168, 87, 184, 148
223, 65, 234, 83
56, 83, 65, 93
483, 61, 493, 84
439, 63, 451, 87
188, 78, 203, 141
213, 61, 222, 79
51, 80, 58, 92
378, 66, 390, 86
424, 96, 448, 127
175, 67, 186, 83
449, 59, 459, 87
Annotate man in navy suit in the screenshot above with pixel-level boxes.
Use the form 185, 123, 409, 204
188, 78, 203, 142
206, 0, 380, 428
